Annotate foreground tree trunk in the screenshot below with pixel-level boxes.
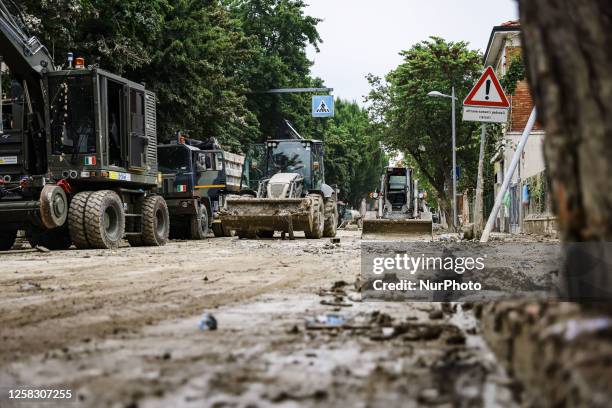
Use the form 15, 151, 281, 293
519, 0, 612, 299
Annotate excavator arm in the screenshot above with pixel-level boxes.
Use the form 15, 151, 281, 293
0, 0, 54, 79
0, 0, 55, 176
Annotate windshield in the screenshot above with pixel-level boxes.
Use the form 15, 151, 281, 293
388, 175, 407, 190
241, 144, 266, 190
158, 147, 190, 173
266, 142, 311, 183
49, 75, 96, 154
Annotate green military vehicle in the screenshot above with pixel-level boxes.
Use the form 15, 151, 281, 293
158, 138, 241, 239
0, 0, 169, 250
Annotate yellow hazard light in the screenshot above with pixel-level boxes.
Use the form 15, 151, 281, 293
75, 57, 85, 69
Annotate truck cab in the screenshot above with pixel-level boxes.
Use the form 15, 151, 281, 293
158, 142, 240, 238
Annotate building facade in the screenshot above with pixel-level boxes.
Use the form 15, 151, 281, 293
484, 21, 556, 235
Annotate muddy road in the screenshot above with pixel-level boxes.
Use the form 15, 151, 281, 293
0, 231, 525, 407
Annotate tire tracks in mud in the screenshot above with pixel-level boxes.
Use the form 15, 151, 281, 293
0, 237, 357, 366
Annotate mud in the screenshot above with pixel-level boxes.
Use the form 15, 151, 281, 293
481, 301, 612, 407
0, 230, 547, 407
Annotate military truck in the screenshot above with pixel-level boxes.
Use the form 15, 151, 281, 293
220, 131, 338, 240
0, 0, 169, 250
158, 138, 243, 239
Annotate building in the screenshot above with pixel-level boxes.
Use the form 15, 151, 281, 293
484, 21, 556, 235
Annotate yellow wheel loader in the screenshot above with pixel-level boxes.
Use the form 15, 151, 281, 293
219, 134, 338, 240
362, 167, 433, 241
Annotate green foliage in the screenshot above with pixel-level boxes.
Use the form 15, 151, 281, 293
20, 0, 324, 150
18, 0, 386, 202
316, 100, 387, 206
228, 0, 322, 139
367, 37, 483, 216
500, 55, 526, 95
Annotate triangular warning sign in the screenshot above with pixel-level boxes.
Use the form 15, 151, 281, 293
316, 100, 330, 113
463, 66, 510, 108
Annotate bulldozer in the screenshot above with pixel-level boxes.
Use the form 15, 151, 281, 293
362, 167, 432, 240
0, 0, 169, 250
219, 127, 337, 240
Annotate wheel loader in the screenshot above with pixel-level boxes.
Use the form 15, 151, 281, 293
361, 167, 433, 240
219, 132, 338, 240
0, 0, 169, 250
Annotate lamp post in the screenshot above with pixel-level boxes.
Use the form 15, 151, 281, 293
427, 87, 457, 230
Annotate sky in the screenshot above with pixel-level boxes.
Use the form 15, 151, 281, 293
304, 0, 519, 105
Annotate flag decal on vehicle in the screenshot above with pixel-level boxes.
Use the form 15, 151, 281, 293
84, 156, 96, 165
177, 185, 187, 193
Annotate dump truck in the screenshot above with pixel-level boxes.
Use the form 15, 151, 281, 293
219, 130, 338, 239
362, 167, 432, 240
158, 137, 243, 239
0, 0, 169, 250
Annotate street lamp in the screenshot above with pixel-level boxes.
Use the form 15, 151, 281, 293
428, 87, 458, 230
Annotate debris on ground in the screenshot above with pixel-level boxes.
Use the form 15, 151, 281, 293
19, 282, 42, 292
428, 309, 444, 320
198, 313, 218, 331
306, 314, 346, 329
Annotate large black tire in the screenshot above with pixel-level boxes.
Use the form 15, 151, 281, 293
323, 197, 338, 238
28, 227, 72, 250
141, 195, 169, 246
189, 204, 209, 240
84, 190, 125, 249
167, 217, 188, 240
0, 229, 17, 251
238, 230, 257, 239
305, 195, 324, 239
68, 191, 94, 249
257, 230, 275, 238
212, 222, 225, 237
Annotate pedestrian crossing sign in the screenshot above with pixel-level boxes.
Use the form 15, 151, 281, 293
312, 95, 334, 117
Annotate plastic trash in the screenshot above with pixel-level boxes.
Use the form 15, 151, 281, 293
315, 314, 345, 326
198, 313, 218, 331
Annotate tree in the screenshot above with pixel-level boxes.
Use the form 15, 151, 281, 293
136, 0, 260, 150
229, 0, 322, 139
367, 37, 483, 226
20, 0, 260, 149
519, 0, 612, 299
317, 99, 387, 206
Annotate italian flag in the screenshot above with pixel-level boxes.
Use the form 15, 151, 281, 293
84, 156, 96, 165
177, 185, 187, 193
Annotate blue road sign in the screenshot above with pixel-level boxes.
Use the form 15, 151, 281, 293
312, 95, 334, 118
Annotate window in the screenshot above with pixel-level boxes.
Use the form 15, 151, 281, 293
158, 146, 189, 173
49, 75, 95, 154
129, 89, 146, 168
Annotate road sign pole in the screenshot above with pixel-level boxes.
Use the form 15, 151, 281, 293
451, 86, 457, 230
480, 107, 537, 242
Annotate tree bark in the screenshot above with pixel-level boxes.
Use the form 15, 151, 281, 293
519, 0, 612, 299
474, 125, 486, 234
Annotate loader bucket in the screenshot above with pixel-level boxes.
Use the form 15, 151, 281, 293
220, 197, 314, 235
361, 219, 433, 241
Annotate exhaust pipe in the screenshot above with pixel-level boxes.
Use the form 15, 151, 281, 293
69, 170, 78, 179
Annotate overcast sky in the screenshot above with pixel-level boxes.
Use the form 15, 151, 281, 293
305, 0, 519, 104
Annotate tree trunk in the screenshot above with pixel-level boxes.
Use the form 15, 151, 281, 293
438, 191, 453, 230
474, 125, 486, 234
519, 0, 612, 299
